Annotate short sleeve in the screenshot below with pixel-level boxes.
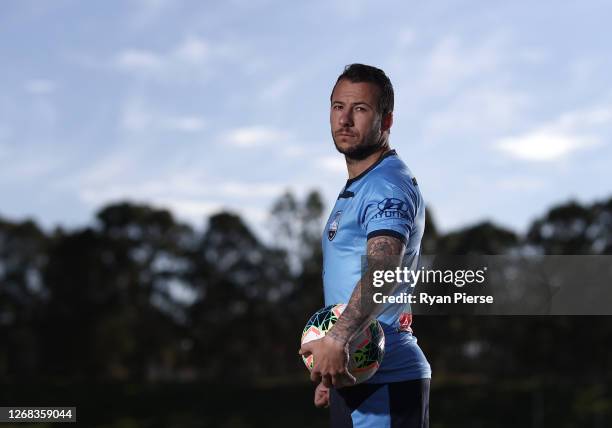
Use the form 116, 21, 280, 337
360, 180, 417, 245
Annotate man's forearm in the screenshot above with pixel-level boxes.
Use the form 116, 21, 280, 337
326, 276, 370, 345
327, 235, 405, 345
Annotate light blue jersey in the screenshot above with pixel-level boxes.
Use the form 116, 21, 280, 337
322, 149, 431, 383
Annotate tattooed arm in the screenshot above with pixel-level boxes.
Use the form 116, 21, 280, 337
299, 234, 406, 388
327, 234, 406, 345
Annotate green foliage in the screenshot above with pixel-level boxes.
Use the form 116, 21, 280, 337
527, 199, 612, 254
1, 195, 611, 426
436, 221, 519, 254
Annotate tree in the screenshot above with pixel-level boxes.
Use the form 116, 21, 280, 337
0, 218, 47, 380
188, 211, 293, 380
267, 190, 326, 353
436, 221, 519, 255
527, 198, 612, 254
267, 190, 325, 275
40, 202, 195, 381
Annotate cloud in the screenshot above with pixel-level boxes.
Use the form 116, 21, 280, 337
128, 0, 175, 29
88, 175, 286, 201
0, 124, 11, 142
389, 32, 534, 138
116, 49, 162, 71
80, 184, 223, 225
76, 171, 280, 228
280, 144, 308, 158
317, 155, 345, 174
496, 132, 597, 162
120, 97, 207, 133
218, 182, 284, 198
164, 116, 207, 132
423, 86, 529, 141
555, 106, 612, 128
116, 37, 210, 73
329, 0, 369, 20
174, 37, 209, 63
495, 106, 611, 162
422, 35, 507, 93
259, 75, 297, 102
110, 36, 238, 84
396, 28, 416, 48
24, 79, 56, 95
0, 150, 67, 182
495, 177, 547, 191
568, 58, 600, 89
223, 126, 292, 148
76, 152, 138, 187
75, 152, 284, 205
67, 146, 287, 229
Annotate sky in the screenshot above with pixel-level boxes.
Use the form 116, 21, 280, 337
1, 0, 611, 240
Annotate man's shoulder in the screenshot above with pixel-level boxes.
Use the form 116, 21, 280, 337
365, 155, 417, 193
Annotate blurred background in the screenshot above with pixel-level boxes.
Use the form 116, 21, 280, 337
1, 1, 611, 427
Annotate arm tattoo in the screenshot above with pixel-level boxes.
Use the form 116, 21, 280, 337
327, 235, 406, 345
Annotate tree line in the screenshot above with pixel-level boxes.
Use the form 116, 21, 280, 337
1, 191, 611, 385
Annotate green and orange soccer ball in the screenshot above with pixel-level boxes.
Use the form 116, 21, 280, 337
301, 303, 385, 384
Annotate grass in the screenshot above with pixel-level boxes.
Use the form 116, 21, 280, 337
1, 377, 610, 427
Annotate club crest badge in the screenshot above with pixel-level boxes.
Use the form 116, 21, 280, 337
328, 211, 342, 241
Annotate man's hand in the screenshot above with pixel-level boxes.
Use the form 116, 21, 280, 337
299, 335, 356, 388
314, 382, 330, 408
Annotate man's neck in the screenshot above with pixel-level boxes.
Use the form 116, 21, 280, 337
345, 146, 390, 179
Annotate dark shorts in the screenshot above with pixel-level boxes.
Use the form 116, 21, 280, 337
330, 378, 430, 428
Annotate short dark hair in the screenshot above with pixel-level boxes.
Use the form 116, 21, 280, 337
332, 63, 394, 116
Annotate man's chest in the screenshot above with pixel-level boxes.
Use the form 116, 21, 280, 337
323, 196, 366, 254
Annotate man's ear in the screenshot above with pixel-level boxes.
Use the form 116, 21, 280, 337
381, 112, 393, 133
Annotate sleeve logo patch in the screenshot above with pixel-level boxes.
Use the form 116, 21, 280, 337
327, 210, 342, 241
375, 198, 410, 219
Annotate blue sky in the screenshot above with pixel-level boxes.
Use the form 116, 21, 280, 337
1, 0, 611, 240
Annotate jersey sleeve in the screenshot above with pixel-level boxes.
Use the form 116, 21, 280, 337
360, 179, 418, 245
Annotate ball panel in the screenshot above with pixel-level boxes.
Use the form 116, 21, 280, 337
301, 326, 323, 344
300, 303, 385, 385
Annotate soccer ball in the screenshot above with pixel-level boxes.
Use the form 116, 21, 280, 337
301, 303, 385, 384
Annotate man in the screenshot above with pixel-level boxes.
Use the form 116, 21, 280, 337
299, 64, 431, 427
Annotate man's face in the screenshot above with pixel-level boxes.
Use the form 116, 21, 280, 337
330, 79, 388, 160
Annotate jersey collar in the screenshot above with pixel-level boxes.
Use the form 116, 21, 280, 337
345, 149, 397, 188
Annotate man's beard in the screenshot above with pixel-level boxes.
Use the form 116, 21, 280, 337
333, 131, 384, 161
